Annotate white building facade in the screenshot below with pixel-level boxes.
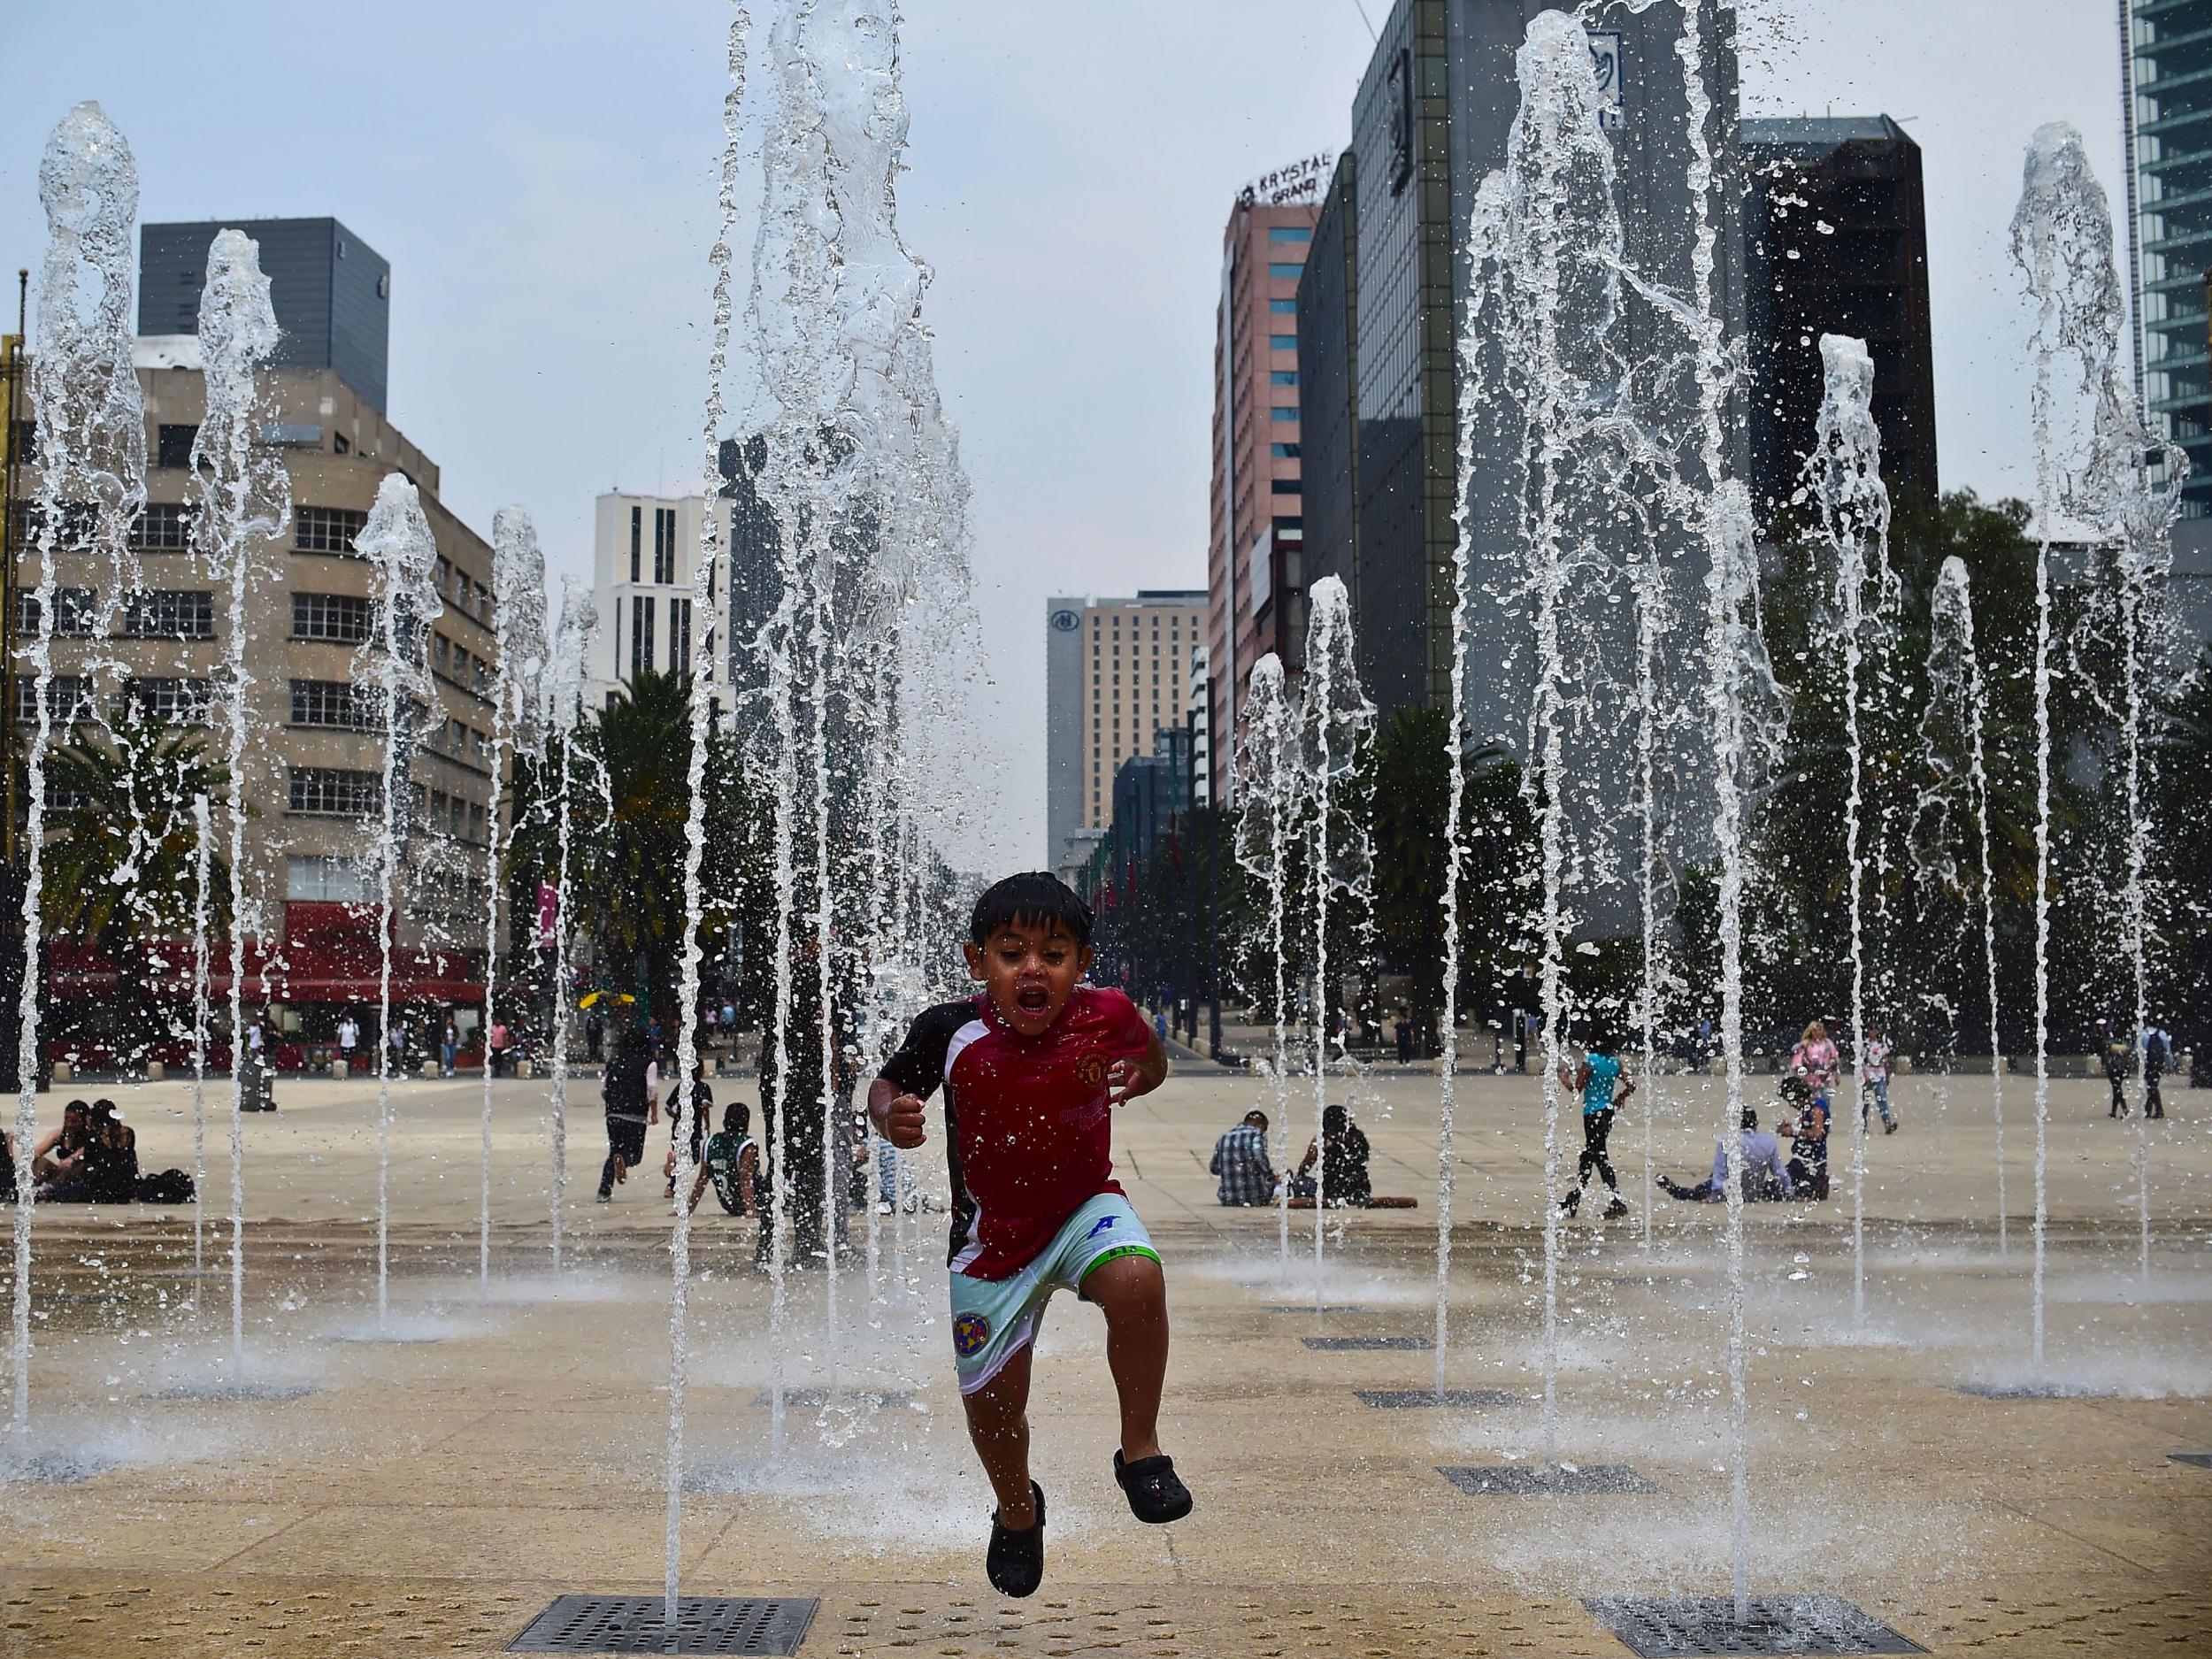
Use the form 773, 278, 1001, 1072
588, 491, 734, 710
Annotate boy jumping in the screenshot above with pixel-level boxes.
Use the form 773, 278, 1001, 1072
870, 872, 1190, 1598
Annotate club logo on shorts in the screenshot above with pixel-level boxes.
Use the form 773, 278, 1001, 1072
1074, 1053, 1108, 1089
953, 1312, 991, 1357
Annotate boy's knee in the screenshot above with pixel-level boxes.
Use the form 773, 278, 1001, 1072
1085, 1254, 1167, 1321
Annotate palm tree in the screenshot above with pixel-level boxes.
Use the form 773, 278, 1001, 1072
41, 702, 233, 1058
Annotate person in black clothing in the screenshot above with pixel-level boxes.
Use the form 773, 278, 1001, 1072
586, 1009, 605, 1064
757, 939, 856, 1267
597, 1026, 657, 1201
2099, 1019, 2131, 1118
2143, 1024, 2170, 1120
1290, 1103, 1371, 1206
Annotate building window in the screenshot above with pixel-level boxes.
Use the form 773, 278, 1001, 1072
287, 854, 369, 902
1271, 479, 1302, 495
333, 431, 351, 455
654, 507, 677, 585
131, 677, 212, 723
120, 589, 216, 638
1271, 407, 1298, 422
288, 767, 382, 816
1272, 442, 1302, 458
1270, 334, 1296, 350
156, 425, 199, 469
15, 676, 91, 725
290, 680, 382, 731
673, 597, 692, 670
296, 505, 367, 555
129, 503, 194, 551
293, 592, 373, 643
1267, 262, 1303, 280
1269, 297, 1297, 314
632, 595, 655, 675
19, 588, 97, 638
1270, 371, 1298, 386
1267, 226, 1312, 243
630, 504, 642, 583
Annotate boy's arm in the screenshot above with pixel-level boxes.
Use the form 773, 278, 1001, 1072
868, 1075, 928, 1148
1109, 1021, 1170, 1107
1615, 1071, 1636, 1104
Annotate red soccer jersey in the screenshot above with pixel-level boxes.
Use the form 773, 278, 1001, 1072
879, 986, 1153, 1279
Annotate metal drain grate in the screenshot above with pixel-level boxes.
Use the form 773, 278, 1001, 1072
1357, 1388, 1524, 1409
749, 1388, 914, 1409
508, 1595, 817, 1655
1263, 1302, 1371, 1313
1302, 1334, 1432, 1351
1440, 1463, 1658, 1495
1950, 1382, 2110, 1401
1583, 1594, 1925, 1656
0, 1449, 118, 1486
2170, 1452, 2212, 1469
150, 1382, 317, 1402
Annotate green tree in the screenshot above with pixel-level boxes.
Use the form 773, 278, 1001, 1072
42, 703, 232, 1059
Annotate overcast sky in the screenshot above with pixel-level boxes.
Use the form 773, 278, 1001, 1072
3, 1, 2128, 868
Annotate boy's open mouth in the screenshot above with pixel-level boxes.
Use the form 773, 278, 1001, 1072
1015, 986, 1051, 1015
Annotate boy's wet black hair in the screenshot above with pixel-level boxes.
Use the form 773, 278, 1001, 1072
969, 872, 1094, 949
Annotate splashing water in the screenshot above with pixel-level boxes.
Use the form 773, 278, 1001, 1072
1234, 655, 1301, 1267
354, 475, 444, 1333
189, 229, 287, 1378
481, 507, 549, 1288
13, 103, 145, 1443
189, 793, 212, 1281
1299, 577, 1374, 1310
1802, 333, 1897, 1326
1918, 558, 2008, 1258
542, 580, 600, 1271
1459, 10, 1634, 1457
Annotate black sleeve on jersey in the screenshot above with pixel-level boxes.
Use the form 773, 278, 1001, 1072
877, 1000, 973, 1100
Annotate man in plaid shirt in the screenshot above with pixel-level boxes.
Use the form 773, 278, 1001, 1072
1209, 1110, 1278, 1206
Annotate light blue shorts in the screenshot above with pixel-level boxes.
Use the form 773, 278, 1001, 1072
948, 1192, 1159, 1395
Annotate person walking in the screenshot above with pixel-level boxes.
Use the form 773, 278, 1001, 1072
597, 1025, 657, 1202
2143, 1022, 2171, 1120
488, 1018, 511, 1078
337, 1013, 359, 1074
585, 1008, 605, 1064
2100, 1019, 2131, 1118
1861, 1020, 1898, 1134
1790, 1021, 1839, 1112
1558, 1030, 1632, 1220
440, 1018, 459, 1078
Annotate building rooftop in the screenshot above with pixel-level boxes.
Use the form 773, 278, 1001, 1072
1742, 114, 1915, 154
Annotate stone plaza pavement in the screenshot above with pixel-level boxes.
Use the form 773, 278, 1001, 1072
2, 1062, 2207, 1656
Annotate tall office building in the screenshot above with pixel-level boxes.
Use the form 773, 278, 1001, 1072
1044, 591, 1205, 871
1299, 0, 1745, 750
2127, 0, 2212, 518
140, 218, 392, 415
1743, 117, 1938, 522
1208, 168, 1327, 806
588, 492, 734, 710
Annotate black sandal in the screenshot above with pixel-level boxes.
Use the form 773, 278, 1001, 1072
1113, 1450, 1193, 1525
986, 1480, 1045, 1597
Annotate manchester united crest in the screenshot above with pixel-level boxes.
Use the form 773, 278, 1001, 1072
1074, 1052, 1108, 1090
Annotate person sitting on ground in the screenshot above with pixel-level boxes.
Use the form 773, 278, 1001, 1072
1658, 1106, 1793, 1202
1557, 1029, 1633, 1220
1290, 1102, 1371, 1207
664, 1059, 714, 1198
31, 1100, 93, 1194
1209, 1109, 1277, 1206
690, 1101, 763, 1217
1776, 1076, 1830, 1201
81, 1101, 139, 1203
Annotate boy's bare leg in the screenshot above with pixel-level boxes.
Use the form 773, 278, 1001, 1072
962, 1344, 1038, 1528
1082, 1254, 1169, 1462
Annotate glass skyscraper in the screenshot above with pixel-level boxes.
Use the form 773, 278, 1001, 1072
2129, 0, 2212, 515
